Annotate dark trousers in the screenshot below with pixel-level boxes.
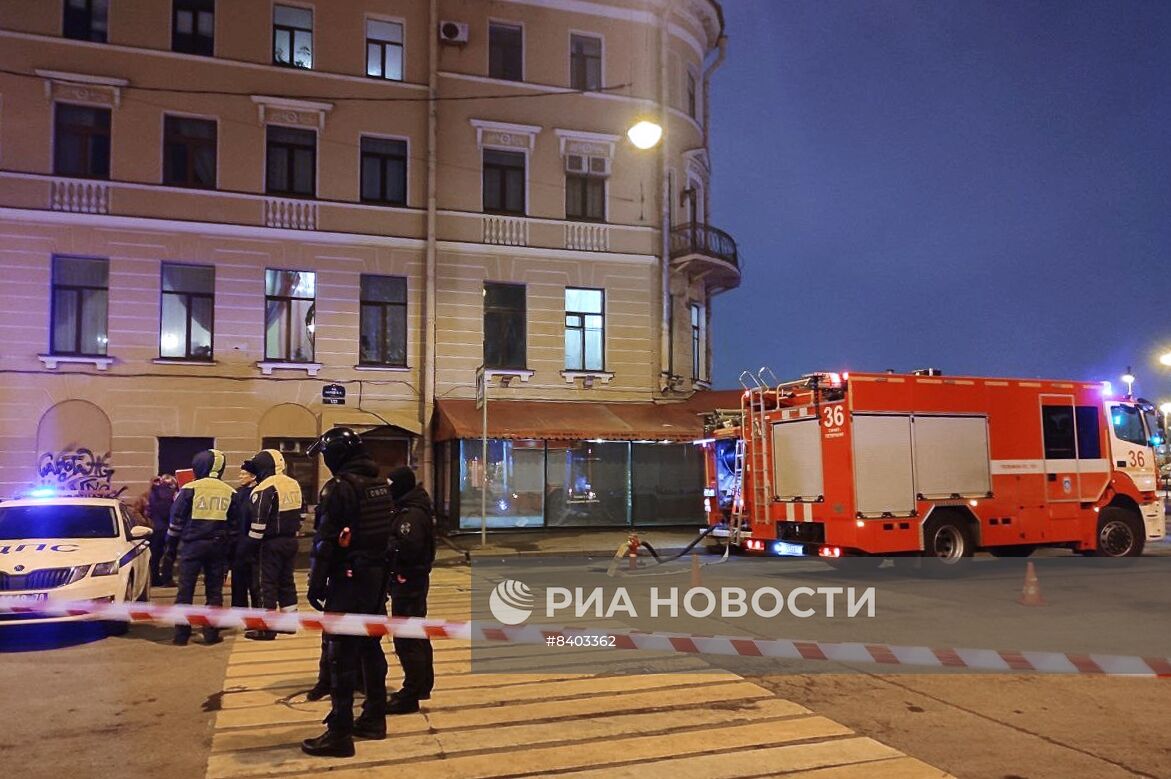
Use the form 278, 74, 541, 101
325, 568, 388, 734
174, 539, 227, 641
390, 582, 433, 702
230, 548, 261, 609
258, 536, 299, 611
150, 523, 173, 585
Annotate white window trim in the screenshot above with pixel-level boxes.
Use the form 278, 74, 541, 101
472, 120, 539, 216
566, 29, 604, 91
160, 111, 221, 189
39, 354, 114, 370
257, 360, 322, 376
261, 123, 320, 200
487, 18, 525, 82
358, 132, 410, 206
364, 13, 407, 82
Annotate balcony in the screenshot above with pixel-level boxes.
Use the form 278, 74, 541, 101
669, 223, 741, 292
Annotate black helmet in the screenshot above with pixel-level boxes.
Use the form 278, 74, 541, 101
307, 427, 364, 472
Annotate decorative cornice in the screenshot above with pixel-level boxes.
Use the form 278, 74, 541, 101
251, 95, 334, 130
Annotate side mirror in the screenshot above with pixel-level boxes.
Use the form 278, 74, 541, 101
130, 525, 153, 540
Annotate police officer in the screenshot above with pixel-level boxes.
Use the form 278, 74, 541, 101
243, 449, 303, 641
148, 474, 178, 586
230, 460, 262, 609
384, 465, 436, 714
164, 450, 239, 646
301, 427, 392, 758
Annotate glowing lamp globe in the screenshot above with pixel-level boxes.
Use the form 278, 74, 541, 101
626, 120, 663, 150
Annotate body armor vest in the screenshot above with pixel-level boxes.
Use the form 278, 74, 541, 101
335, 473, 394, 559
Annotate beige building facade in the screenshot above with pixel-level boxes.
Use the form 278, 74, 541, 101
0, 0, 738, 530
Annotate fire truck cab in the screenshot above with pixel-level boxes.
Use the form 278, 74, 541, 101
703, 370, 1165, 561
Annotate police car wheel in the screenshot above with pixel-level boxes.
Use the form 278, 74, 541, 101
136, 577, 151, 602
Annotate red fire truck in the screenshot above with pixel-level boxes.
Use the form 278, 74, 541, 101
702, 369, 1165, 562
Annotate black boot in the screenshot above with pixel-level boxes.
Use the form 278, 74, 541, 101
172, 630, 190, 646
305, 684, 330, 702
203, 627, 222, 645
386, 696, 419, 715
300, 730, 355, 758
353, 716, 386, 740
244, 630, 276, 641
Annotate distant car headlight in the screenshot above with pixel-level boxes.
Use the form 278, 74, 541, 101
91, 560, 119, 576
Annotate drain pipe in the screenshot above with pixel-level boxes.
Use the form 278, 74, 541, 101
658, 1, 674, 394
420, 0, 439, 490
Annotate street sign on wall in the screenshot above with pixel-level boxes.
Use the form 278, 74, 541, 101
322, 384, 346, 405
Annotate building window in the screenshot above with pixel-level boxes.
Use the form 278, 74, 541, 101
483, 149, 525, 215
54, 104, 110, 179
570, 33, 602, 91
565, 155, 606, 221
687, 71, 697, 118
359, 274, 407, 367
546, 441, 630, 527
158, 436, 214, 477
172, 0, 214, 55
489, 22, 523, 81
63, 0, 108, 42
163, 116, 216, 188
564, 287, 604, 371
366, 18, 404, 80
483, 282, 525, 369
690, 302, 703, 379
265, 126, 316, 197
273, 5, 313, 69
51, 256, 109, 356
264, 269, 315, 362
360, 137, 407, 205
160, 263, 214, 360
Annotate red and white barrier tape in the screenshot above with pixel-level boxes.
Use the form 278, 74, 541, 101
2, 598, 1168, 677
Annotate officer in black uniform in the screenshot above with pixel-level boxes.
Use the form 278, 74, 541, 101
164, 449, 240, 646
243, 449, 303, 641
230, 459, 262, 609
384, 465, 436, 714
301, 428, 393, 758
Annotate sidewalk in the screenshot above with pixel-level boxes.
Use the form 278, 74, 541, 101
435, 527, 710, 565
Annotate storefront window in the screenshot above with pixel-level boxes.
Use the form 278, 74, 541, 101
459, 439, 545, 529
545, 441, 629, 527
631, 443, 705, 525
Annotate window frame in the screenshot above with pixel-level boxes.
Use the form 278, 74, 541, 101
171, 0, 215, 56
482, 148, 527, 215
686, 70, 698, 119
264, 269, 316, 363
162, 114, 218, 189
358, 274, 408, 367
488, 20, 524, 82
365, 16, 405, 81
63, 0, 108, 43
50, 255, 109, 357
564, 287, 605, 372
265, 125, 317, 197
159, 262, 215, 361
483, 282, 527, 370
272, 4, 314, 69
569, 31, 603, 91
689, 302, 703, 380
565, 170, 606, 222
359, 134, 408, 206
53, 102, 111, 180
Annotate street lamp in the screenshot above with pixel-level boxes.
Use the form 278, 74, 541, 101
626, 120, 663, 150
1121, 367, 1135, 397
1160, 351, 1171, 368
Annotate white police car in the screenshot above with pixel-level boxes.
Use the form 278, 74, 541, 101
0, 493, 153, 624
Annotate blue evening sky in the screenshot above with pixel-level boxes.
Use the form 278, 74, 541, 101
709, 1, 1171, 402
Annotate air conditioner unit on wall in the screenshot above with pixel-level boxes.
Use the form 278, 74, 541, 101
439, 21, 469, 44
565, 154, 587, 174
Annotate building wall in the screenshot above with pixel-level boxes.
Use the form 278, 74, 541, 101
0, 0, 733, 501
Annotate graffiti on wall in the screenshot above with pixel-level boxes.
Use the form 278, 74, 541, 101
35, 446, 126, 497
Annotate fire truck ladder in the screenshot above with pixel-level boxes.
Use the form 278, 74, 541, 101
726, 367, 779, 557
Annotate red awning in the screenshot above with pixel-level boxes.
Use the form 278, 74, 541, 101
434, 398, 711, 442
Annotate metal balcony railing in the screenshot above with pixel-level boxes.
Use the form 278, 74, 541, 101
669, 223, 739, 269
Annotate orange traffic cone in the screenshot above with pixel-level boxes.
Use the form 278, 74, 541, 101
1018, 561, 1046, 606
690, 552, 702, 588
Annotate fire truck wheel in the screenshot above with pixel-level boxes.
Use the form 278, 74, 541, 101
922, 515, 974, 568
1093, 508, 1145, 558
